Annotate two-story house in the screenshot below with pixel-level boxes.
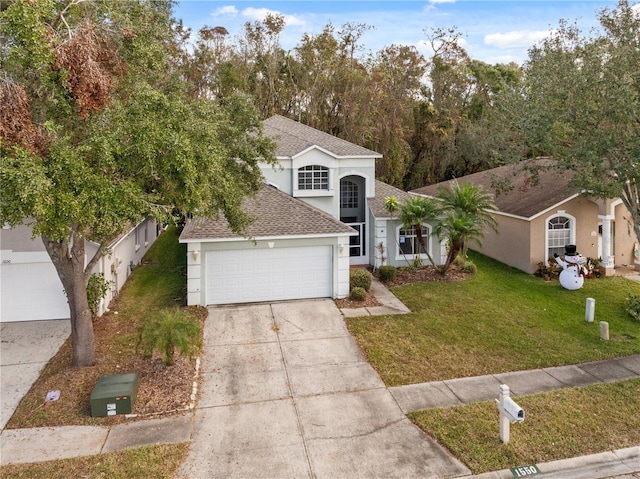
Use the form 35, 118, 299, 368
180, 115, 447, 306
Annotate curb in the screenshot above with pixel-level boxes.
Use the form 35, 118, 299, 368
464, 446, 640, 478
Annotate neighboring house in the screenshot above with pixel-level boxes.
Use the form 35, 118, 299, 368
0, 219, 159, 322
411, 159, 639, 275
180, 115, 446, 306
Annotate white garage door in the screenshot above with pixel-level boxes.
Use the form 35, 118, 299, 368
206, 246, 332, 305
1, 261, 69, 322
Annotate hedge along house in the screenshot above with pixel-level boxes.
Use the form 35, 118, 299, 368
411, 159, 639, 275
180, 115, 447, 306
0, 219, 159, 322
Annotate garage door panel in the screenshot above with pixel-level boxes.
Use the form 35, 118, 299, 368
206, 246, 332, 305
1, 262, 69, 322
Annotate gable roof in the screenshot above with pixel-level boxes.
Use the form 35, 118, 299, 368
368, 180, 413, 218
263, 115, 382, 159
180, 183, 356, 242
410, 159, 581, 220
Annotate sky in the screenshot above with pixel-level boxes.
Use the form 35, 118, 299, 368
172, 0, 629, 65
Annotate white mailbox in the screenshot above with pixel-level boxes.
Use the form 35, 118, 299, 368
496, 384, 525, 443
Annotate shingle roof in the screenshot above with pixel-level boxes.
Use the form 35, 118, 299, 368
368, 180, 413, 218
180, 184, 356, 241
263, 115, 382, 158
410, 159, 581, 219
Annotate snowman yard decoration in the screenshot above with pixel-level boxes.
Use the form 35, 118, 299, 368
554, 244, 588, 290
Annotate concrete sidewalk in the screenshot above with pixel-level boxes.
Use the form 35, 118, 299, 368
390, 354, 640, 414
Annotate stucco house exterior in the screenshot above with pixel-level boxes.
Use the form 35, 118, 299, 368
411, 159, 639, 275
180, 115, 446, 306
0, 219, 159, 322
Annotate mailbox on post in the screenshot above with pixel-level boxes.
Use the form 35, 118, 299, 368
495, 384, 525, 443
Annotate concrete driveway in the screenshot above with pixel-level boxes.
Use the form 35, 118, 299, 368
0, 320, 70, 430
178, 299, 470, 479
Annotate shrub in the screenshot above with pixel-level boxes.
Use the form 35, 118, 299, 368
350, 286, 367, 301
378, 265, 397, 283
626, 294, 640, 321
462, 260, 477, 274
87, 273, 112, 316
585, 257, 601, 278
350, 269, 372, 291
534, 258, 560, 279
452, 254, 466, 267
137, 308, 201, 366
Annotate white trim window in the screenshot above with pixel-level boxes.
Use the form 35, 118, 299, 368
340, 180, 359, 208
397, 225, 430, 259
547, 214, 574, 259
298, 165, 329, 191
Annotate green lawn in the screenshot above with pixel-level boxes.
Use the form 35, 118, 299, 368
347, 251, 640, 386
410, 378, 640, 474
0, 443, 189, 479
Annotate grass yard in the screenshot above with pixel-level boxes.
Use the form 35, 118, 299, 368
347, 251, 640, 386
410, 378, 640, 474
6, 225, 204, 429
0, 443, 189, 479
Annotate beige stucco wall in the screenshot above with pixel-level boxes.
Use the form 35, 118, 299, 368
474, 214, 533, 273
530, 196, 600, 271
474, 196, 601, 274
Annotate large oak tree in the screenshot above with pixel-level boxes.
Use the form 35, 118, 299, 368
0, 0, 275, 366
512, 0, 640, 242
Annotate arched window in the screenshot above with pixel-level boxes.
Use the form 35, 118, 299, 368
298, 165, 329, 190
340, 180, 358, 208
547, 215, 573, 259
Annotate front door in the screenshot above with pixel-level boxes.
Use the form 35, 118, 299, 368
340, 176, 367, 264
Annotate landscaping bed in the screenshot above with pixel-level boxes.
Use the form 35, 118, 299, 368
6, 226, 203, 429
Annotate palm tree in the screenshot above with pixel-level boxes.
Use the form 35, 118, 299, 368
398, 196, 441, 268
434, 209, 486, 269
436, 180, 498, 260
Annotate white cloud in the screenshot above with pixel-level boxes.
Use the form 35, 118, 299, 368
484, 30, 551, 49
423, 0, 455, 14
212, 5, 238, 17
241, 7, 306, 27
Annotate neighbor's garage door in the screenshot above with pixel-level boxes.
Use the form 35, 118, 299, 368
206, 246, 332, 305
1, 261, 69, 322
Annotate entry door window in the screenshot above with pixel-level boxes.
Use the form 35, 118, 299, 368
340, 180, 358, 208
547, 216, 572, 258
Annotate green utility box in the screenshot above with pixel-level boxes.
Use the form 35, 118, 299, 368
90, 373, 139, 417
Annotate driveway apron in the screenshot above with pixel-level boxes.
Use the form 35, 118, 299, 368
178, 299, 469, 479
0, 319, 71, 430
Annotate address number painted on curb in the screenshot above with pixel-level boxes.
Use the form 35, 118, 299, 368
510, 465, 541, 477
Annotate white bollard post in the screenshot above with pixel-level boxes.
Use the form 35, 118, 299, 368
498, 384, 510, 444
585, 298, 595, 323
600, 321, 609, 340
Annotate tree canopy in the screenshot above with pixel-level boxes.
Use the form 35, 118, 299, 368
512, 0, 640, 242
0, 0, 275, 366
